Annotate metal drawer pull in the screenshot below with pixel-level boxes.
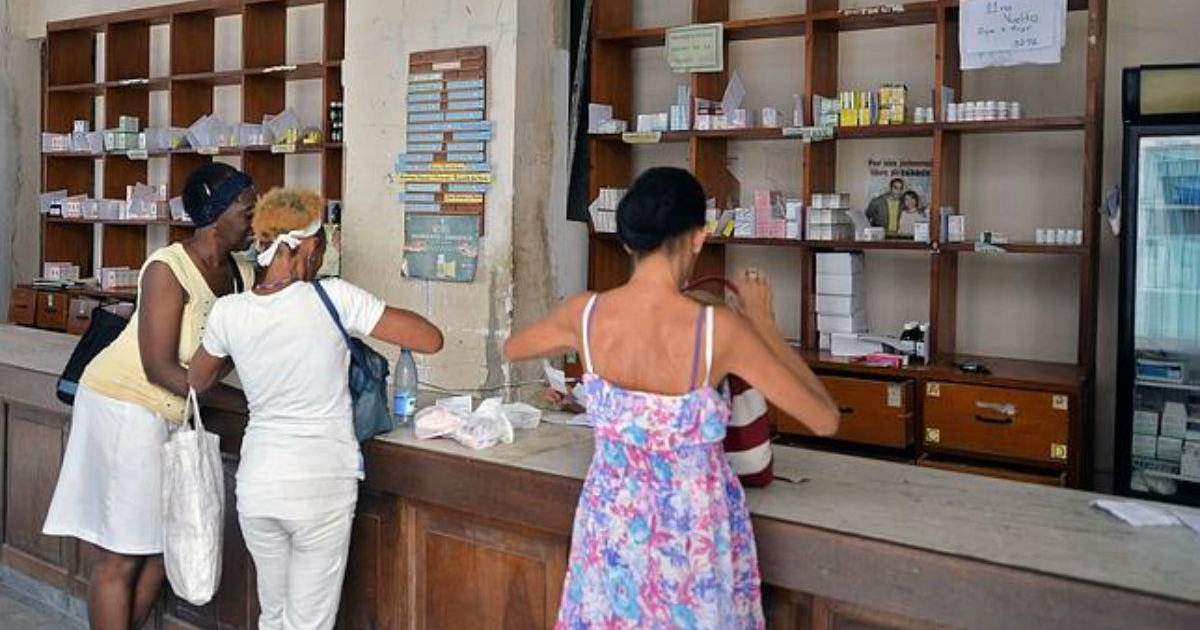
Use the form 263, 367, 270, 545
975, 401, 1016, 416
838, 407, 854, 415
975, 415, 1014, 426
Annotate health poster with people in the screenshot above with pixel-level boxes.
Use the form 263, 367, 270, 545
402, 214, 480, 283
863, 157, 933, 238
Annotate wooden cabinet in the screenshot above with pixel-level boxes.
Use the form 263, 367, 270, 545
922, 382, 1070, 467
776, 376, 915, 449
2, 403, 69, 588
408, 502, 568, 630
917, 455, 1067, 487
336, 491, 402, 630
8, 288, 36, 326
35, 292, 69, 332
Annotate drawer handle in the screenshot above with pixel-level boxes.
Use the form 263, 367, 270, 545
975, 401, 1016, 416
838, 407, 854, 415
975, 414, 1014, 426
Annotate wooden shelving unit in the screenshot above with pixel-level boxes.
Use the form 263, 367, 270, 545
40, 0, 346, 279
586, 0, 1107, 487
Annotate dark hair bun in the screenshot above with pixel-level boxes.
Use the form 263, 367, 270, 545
181, 162, 241, 221
616, 167, 707, 254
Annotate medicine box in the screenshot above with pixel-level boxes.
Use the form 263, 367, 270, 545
1157, 436, 1183, 462
1132, 434, 1158, 458
818, 311, 867, 334
948, 215, 967, 242
1182, 441, 1200, 480
816, 272, 863, 296
1132, 410, 1160, 436
816, 293, 864, 315
1162, 402, 1188, 438
816, 253, 864, 275
819, 333, 832, 350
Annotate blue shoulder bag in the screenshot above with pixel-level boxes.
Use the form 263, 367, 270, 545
312, 279, 394, 442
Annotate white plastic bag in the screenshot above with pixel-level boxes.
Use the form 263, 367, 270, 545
162, 389, 225, 606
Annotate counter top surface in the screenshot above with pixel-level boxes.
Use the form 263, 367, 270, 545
3, 324, 1199, 604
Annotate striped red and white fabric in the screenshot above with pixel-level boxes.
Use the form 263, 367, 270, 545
723, 375, 774, 488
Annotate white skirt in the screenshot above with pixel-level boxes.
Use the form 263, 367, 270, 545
42, 385, 170, 555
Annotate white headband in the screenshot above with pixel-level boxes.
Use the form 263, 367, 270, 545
256, 220, 322, 267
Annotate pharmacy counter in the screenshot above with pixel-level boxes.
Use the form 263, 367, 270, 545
2, 323, 1199, 630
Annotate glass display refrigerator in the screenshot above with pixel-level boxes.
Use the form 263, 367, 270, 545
1116, 64, 1200, 506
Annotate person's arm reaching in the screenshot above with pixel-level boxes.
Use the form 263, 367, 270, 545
713, 271, 840, 436
369, 307, 444, 354
504, 293, 591, 363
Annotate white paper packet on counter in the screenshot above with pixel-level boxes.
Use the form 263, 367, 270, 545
414, 405, 468, 440
415, 397, 542, 450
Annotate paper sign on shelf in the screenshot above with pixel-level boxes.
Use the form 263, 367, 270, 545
666, 23, 724, 73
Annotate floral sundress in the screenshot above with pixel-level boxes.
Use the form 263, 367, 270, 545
555, 294, 765, 630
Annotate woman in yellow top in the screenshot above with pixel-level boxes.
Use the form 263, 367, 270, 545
43, 163, 256, 630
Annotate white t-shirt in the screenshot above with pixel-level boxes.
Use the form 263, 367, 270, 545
202, 278, 386, 519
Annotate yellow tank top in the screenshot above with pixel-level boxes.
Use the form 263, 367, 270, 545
81, 244, 254, 423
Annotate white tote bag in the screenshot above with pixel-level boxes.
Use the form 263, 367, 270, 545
162, 388, 225, 605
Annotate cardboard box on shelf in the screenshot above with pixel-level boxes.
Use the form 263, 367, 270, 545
1132, 434, 1158, 459
1182, 441, 1200, 479
1133, 410, 1160, 436
1157, 436, 1183, 462
818, 311, 867, 334
816, 252, 864, 275
816, 293, 864, 315
816, 273, 863, 296
1162, 402, 1188, 439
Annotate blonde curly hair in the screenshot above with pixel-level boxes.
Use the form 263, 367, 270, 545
252, 188, 323, 251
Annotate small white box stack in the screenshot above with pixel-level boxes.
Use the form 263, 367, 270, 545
807, 193, 854, 241
815, 253, 866, 349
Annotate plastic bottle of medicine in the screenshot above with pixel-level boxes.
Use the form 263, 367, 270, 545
393, 349, 419, 427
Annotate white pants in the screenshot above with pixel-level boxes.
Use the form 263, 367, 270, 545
239, 509, 354, 630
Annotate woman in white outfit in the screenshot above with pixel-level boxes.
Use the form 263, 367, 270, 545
188, 188, 443, 630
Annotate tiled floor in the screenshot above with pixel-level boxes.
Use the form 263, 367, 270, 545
0, 582, 85, 630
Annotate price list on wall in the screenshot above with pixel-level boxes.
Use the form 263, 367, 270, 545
396, 46, 492, 225
398, 46, 489, 283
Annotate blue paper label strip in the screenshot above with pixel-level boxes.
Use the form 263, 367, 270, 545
446, 79, 485, 90
445, 111, 484, 122
406, 203, 442, 212
407, 92, 442, 104
448, 184, 490, 194
447, 89, 486, 101
409, 121, 493, 133
408, 81, 444, 93
408, 102, 444, 113
408, 133, 445, 143
453, 131, 493, 141
406, 143, 444, 154
446, 100, 486, 112
406, 183, 443, 193
446, 142, 485, 152
447, 153, 486, 163
409, 112, 445, 123
399, 193, 438, 203
398, 153, 435, 164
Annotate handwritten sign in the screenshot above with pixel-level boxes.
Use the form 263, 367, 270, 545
963, 0, 1056, 54
666, 23, 724, 73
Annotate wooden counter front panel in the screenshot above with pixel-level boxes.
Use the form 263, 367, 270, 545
923, 382, 1070, 467
3, 403, 68, 585
409, 501, 568, 630
776, 376, 914, 449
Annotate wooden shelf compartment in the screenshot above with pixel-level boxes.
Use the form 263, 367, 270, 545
44, 216, 193, 228
941, 241, 1088, 256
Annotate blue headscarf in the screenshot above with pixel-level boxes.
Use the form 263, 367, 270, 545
186, 170, 254, 228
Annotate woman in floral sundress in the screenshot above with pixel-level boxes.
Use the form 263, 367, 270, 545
506, 167, 841, 630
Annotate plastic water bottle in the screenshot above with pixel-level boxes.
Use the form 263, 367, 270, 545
393, 349, 418, 427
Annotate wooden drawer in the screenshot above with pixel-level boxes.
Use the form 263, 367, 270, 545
917, 455, 1067, 487
35, 291, 69, 332
776, 376, 914, 449
66, 298, 100, 336
922, 382, 1070, 466
9, 287, 36, 326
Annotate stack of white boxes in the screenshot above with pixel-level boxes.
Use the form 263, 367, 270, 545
807, 193, 854, 241
815, 253, 866, 350
1132, 401, 1200, 484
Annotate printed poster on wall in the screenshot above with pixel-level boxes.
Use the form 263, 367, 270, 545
863, 157, 933, 238
402, 214, 480, 283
